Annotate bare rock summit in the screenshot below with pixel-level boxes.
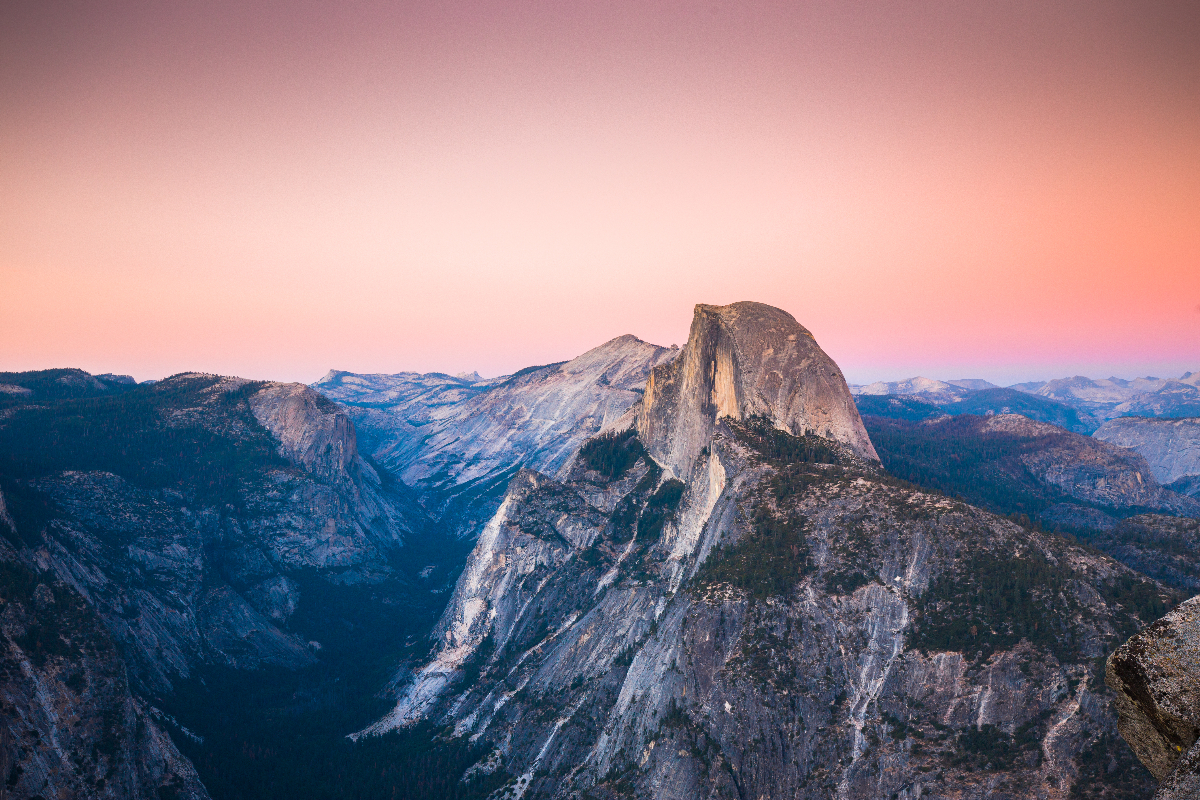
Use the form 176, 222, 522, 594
637, 301, 877, 479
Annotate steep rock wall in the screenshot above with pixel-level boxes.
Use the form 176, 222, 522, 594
1, 555, 210, 800
637, 302, 877, 482
363, 418, 1160, 799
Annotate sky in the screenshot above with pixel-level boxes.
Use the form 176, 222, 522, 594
2, 1, 1199, 386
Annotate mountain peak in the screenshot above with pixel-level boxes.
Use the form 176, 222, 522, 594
637, 301, 877, 479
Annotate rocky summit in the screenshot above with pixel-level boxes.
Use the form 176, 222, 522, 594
359, 302, 1170, 800
637, 302, 878, 482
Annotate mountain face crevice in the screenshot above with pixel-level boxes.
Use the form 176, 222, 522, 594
638, 302, 877, 483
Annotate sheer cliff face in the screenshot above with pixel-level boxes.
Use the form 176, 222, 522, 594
364, 303, 1159, 799
638, 302, 877, 481
1, 547, 210, 800
249, 383, 358, 482
366, 421, 1160, 800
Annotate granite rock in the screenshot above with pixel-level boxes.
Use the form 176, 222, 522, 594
1107, 595, 1200, 798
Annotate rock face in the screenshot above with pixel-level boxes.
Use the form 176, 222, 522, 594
1, 547, 210, 800
0, 371, 442, 795
638, 302, 877, 481
249, 383, 359, 481
1107, 595, 1200, 799
1094, 417, 1200, 487
362, 302, 1159, 799
315, 335, 678, 536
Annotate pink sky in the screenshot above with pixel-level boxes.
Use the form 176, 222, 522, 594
2, 1, 1198, 385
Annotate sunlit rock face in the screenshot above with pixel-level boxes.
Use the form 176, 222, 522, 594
316, 334, 678, 537
249, 382, 358, 481
361, 301, 1158, 800
638, 302, 878, 482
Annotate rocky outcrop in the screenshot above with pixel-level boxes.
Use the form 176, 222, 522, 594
249, 383, 358, 481
1107, 595, 1200, 799
1094, 417, 1200, 487
637, 302, 877, 481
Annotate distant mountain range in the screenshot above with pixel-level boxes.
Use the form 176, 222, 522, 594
851, 370, 1200, 431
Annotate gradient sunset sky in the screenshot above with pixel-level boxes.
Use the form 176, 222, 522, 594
3, 1, 1198, 385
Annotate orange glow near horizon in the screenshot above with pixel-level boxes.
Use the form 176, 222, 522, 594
2, 1, 1198, 385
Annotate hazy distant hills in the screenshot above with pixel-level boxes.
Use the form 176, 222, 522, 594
851, 370, 1200, 506
851, 369, 1200, 431
0, 367, 137, 405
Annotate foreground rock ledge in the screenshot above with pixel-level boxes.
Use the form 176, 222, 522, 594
1107, 595, 1200, 799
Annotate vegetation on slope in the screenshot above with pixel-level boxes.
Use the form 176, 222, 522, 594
694, 502, 812, 601
0, 374, 288, 508
862, 414, 1079, 520
578, 428, 646, 481
729, 415, 842, 468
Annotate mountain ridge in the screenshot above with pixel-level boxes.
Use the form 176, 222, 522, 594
356, 301, 1167, 799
